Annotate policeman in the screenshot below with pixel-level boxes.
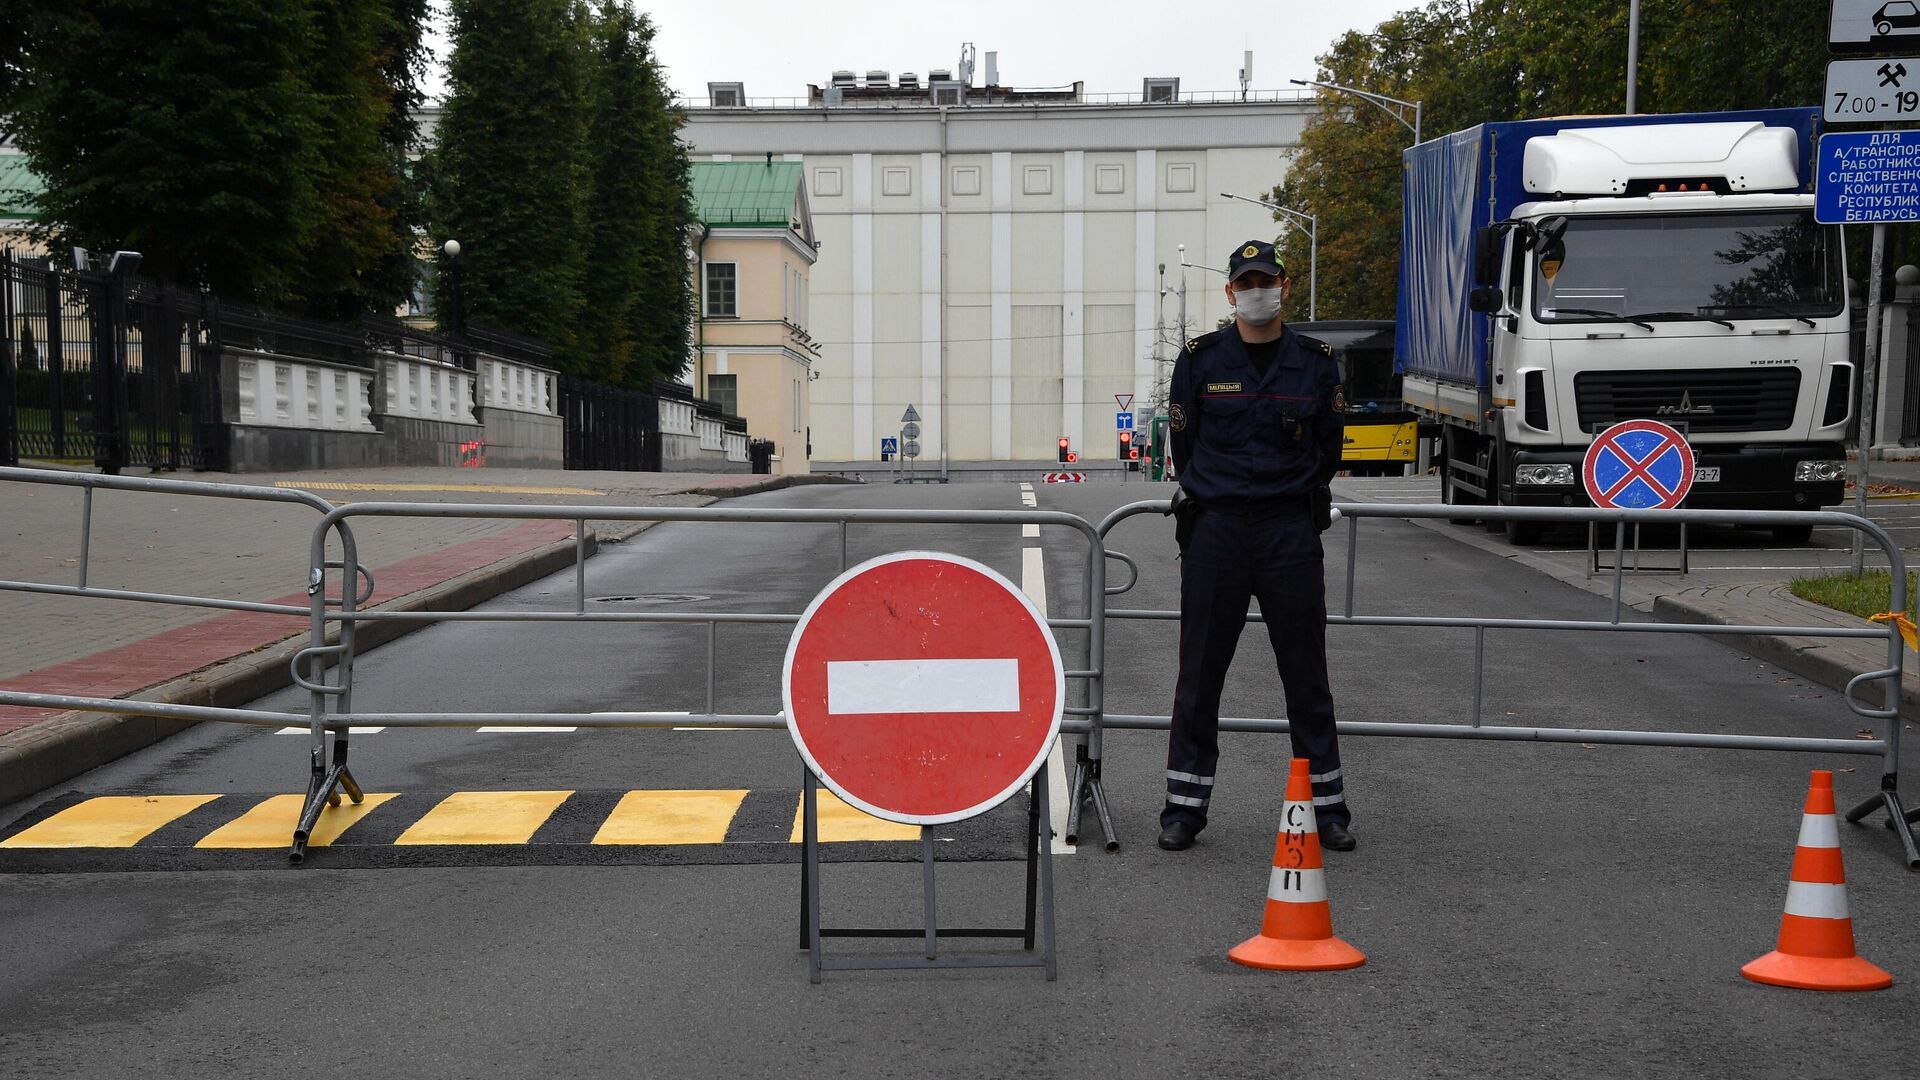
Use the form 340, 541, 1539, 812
1158, 239, 1353, 853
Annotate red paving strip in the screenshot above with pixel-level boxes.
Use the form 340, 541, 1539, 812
0, 520, 574, 735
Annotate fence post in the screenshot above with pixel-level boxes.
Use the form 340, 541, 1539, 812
46, 268, 66, 459
88, 272, 125, 474
0, 250, 15, 467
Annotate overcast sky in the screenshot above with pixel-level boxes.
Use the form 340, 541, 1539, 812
423, 1, 1418, 102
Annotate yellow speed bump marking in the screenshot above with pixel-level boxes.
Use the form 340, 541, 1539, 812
394, 790, 573, 845
592, 790, 748, 846
275, 481, 606, 496
0, 795, 219, 849
195, 793, 399, 849
790, 790, 922, 843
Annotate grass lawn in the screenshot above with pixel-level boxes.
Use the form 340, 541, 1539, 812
1790, 570, 1919, 620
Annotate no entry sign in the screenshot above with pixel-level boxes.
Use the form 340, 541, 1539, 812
783, 552, 1064, 825
1582, 419, 1697, 510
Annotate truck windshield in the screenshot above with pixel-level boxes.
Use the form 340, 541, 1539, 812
1533, 210, 1842, 325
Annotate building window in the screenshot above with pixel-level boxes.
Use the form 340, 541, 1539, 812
951, 166, 982, 196
708, 373, 738, 416
1022, 165, 1053, 195
1095, 164, 1125, 194
882, 166, 912, 196
1166, 162, 1196, 193
793, 378, 802, 431
783, 260, 790, 321
705, 262, 737, 317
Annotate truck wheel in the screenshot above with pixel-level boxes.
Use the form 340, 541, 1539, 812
1772, 524, 1814, 544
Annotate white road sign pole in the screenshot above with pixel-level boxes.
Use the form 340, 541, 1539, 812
1855, 222, 1886, 575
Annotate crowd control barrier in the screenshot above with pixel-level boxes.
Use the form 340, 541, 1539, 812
1090, 499, 1918, 867
2, 467, 1914, 873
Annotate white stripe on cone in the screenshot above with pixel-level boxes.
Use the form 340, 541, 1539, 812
826, 658, 1021, 715
1783, 880, 1851, 921
1266, 866, 1328, 904
1796, 812, 1841, 849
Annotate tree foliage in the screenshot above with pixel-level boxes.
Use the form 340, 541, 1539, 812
1274, 0, 1861, 323
431, 0, 694, 384
579, 3, 695, 386
6, 1, 425, 311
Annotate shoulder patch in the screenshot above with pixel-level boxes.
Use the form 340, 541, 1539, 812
1169, 403, 1187, 432
1293, 333, 1334, 358
1331, 384, 1348, 413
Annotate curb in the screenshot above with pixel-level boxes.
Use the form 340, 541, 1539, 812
0, 478, 802, 809
682, 473, 859, 498
1651, 592, 1920, 720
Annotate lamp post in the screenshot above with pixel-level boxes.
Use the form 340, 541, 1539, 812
1289, 78, 1422, 145
441, 239, 465, 367
1221, 192, 1317, 321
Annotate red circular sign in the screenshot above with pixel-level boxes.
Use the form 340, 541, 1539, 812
1581, 419, 1697, 510
783, 552, 1064, 825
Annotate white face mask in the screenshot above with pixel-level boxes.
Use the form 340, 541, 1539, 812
1232, 286, 1284, 325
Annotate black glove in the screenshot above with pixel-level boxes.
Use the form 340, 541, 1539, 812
1311, 485, 1333, 533
1169, 486, 1202, 549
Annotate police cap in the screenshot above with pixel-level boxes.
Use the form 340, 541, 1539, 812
1227, 239, 1286, 283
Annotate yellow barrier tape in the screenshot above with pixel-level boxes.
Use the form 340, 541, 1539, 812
1870, 611, 1919, 652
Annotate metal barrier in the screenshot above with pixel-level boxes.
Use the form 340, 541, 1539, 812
3, 467, 1916, 871
1089, 498, 1919, 867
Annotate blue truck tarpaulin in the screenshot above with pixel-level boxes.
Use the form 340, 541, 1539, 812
1392, 107, 1823, 390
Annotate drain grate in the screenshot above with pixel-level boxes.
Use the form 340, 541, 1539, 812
590, 593, 712, 604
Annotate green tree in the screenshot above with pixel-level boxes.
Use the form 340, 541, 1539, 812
11, 0, 325, 299
430, 0, 592, 371
1269, 0, 1884, 323
580, 3, 694, 387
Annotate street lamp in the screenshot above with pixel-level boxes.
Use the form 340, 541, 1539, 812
1221, 192, 1316, 321
1289, 78, 1422, 145
441, 238, 466, 367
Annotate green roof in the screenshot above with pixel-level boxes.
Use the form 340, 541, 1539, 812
691, 160, 802, 228
0, 154, 44, 221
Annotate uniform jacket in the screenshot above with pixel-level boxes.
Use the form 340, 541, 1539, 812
1168, 322, 1344, 503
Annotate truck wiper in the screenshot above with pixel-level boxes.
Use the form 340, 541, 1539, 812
1713, 303, 1816, 328
1550, 308, 1655, 331
1629, 311, 1735, 329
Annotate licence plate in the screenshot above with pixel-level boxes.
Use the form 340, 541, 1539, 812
1694, 467, 1721, 482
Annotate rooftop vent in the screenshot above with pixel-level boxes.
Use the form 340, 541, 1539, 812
831, 70, 857, 88
707, 81, 745, 107
928, 68, 952, 83
898, 72, 919, 89
1143, 77, 1180, 104
865, 70, 890, 88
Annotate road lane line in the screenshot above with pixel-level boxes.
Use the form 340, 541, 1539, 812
477, 726, 580, 733
277, 726, 386, 735
1021, 542, 1072, 855
0, 795, 220, 849
1023, 523, 1040, 538
394, 790, 573, 845
197, 793, 399, 849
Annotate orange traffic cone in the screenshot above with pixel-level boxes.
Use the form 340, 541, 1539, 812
1229, 757, 1366, 971
1742, 770, 1891, 992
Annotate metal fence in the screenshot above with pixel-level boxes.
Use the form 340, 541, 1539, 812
0, 467, 1914, 870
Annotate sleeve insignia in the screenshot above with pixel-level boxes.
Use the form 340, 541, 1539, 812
1331, 384, 1348, 413
1169, 404, 1187, 432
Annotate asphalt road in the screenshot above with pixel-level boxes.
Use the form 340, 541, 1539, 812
3, 479, 1917, 1079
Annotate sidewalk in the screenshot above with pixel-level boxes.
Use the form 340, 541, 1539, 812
0, 464, 846, 805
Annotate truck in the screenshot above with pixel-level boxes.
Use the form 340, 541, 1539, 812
1396, 107, 1851, 544
1293, 320, 1419, 475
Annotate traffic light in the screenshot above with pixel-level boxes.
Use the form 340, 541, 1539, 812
1058, 435, 1070, 463
1065, 450, 1078, 464
1118, 429, 1132, 460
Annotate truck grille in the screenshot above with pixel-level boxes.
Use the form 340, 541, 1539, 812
1573, 369, 1801, 433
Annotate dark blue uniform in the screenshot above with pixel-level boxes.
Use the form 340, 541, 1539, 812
1163, 321, 1349, 834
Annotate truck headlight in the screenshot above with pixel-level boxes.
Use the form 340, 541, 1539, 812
1514, 464, 1576, 486
1795, 460, 1847, 483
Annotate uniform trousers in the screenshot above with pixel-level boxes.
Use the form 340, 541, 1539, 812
1162, 501, 1348, 831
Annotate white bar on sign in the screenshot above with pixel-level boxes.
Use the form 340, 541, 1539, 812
827, 659, 1020, 715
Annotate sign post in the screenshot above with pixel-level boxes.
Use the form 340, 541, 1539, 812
784, 551, 1062, 980
1581, 419, 1697, 576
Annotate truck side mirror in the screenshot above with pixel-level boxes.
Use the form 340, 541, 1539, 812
1473, 227, 1502, 287
1469, 286, 1504, 314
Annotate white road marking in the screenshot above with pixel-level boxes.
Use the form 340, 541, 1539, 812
1021, 494, 1038, 507
1020, 483, 1034, 492
477, 726, 578, 733
1023, 523, 1040, 538
276, 726, 385, 735
1021, 542, 1072, 855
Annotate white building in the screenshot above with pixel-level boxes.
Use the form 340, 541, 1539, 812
683, 75, 1317, 464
